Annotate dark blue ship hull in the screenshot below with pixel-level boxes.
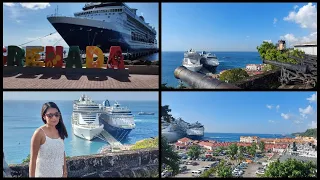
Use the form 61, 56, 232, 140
99, 117, 133, 141
51, 23, 132, 52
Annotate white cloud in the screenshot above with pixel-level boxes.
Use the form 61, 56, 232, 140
299, 105, 313, 118
273, 18, 277, 26
4, 3, 15, 7
281, 113, 290, 120
308, 121, 317, 128
276, 105, 280, 111
266, 105, 273, 109
294, 120, 303, 124
306, 93, 317, 103
20, 3, 50, 10
294, 5, 299, 10
263, 40, 272, 43
281, 3, 317, 46
283, 3, 317, 32
268, 120, 276, 123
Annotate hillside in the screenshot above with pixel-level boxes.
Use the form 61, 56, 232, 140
292, 128, 317, 138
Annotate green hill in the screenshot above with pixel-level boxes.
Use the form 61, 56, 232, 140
292, 128, 317, 138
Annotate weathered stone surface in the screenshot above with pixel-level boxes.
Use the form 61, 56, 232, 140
6, 148, 158, 178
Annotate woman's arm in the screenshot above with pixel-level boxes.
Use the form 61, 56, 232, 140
29, 130, 41, 177
63, 152, 67, 177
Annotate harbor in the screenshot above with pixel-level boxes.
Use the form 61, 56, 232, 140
3, 2, 159, 89
3, 93, 159, 164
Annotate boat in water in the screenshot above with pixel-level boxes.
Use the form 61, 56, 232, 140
138, 111, 155, 115
182, 49, 203, 72
161, 118, 189, 143
186, 121, 204, 140
99, 100, 135, 141
71, 95, 104, 141
200, 51, 219, 72
47, 2, 157, 51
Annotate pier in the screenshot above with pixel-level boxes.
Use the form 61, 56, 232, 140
96, 130, 124, 152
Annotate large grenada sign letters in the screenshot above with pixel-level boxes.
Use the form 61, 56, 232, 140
3, 45, 124, 69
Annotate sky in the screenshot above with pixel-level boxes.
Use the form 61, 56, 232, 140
3, 2, 159, 47
162, 3, 317, 52
162, 92, 317, 134
3, 91, 159, 101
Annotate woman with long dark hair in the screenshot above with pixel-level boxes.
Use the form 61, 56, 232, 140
29, 102, 68, 177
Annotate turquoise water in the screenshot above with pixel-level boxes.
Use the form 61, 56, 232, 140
204, 132, 294, 142
162, 51, 263, 87
3, 100, 159, 164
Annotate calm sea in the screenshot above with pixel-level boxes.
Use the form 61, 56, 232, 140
3, 100, 159, 164
204, 132, 294, 142
162, 51, 263, 87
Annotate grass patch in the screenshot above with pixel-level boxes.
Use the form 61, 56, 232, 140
130, 137, 159, 150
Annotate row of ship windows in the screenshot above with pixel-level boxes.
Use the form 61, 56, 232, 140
131, 32, 155, 43
78, 9, 122, 16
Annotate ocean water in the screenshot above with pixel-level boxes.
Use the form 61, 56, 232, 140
3, 100, 159, 164
162, 51, 263, 87
204, 132, 294, 142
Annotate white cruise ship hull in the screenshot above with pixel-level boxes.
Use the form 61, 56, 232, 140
182, 64, 202, 72
47, 16, 157, 51
72, 124, 104, 141
186, 128, 204, 140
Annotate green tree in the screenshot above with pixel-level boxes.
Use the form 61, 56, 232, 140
219, 68, 249, 83
228, 143, 238, 160
238, 146, 245, 155
161, 136, 180, 176
187, 145, 201, 159
263, 158, 317, 178
201, 160, 233, 178
216, 160, 233, 178
259, 141, 265, 152
161, 105, 174, 123
248, 146, 256, 157
22, 154, 30, 163
256, 41, 305, 65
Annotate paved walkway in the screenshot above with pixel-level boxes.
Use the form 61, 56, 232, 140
3, 73, 158, 89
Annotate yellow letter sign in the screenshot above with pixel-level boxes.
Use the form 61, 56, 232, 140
86, 46, 104, 68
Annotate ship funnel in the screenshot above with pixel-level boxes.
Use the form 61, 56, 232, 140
103, 100, 110, 107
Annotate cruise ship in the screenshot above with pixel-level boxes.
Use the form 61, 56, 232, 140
162, 118, 189, 143
47, 2, 157, 51
72, 95, 104, 141
182, 49, 203, 72
200, 51, 219, 72
186, 121, 204, 140
99, 100, 135, 141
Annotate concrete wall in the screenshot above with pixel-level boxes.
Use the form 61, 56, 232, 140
6, 148, 159, 178
294, 46, 317, 55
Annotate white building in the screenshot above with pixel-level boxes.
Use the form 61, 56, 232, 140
293, 42, 317, 55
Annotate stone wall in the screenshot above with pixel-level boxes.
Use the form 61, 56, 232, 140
235, 69, 281, 89
6, 148, 159, 178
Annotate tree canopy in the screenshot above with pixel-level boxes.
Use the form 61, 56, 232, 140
263, 158, 317, 178
292, 128, 317, 138
256, 41, 305, 64
187, 145, 201, 159
219, 68, 249, 83
161, 136, 180, 175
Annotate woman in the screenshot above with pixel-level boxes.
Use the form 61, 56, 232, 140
29, 102, 68, 177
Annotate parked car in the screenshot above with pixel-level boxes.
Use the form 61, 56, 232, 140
179, 165, 187, 172
191, 170, 202, 176
192, 161, 199, 166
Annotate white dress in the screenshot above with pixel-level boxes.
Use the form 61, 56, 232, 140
35, 128, 65, 177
